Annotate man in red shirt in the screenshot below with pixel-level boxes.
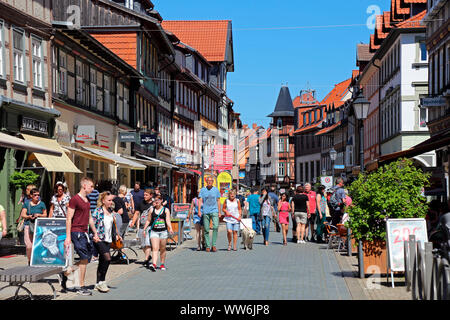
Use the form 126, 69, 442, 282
63, 177, 100, 296
304, 183, 317, 242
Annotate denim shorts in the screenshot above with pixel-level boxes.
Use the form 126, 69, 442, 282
71, 232, 93, 261
150, 230, 168, 239
226, 222, 240, 231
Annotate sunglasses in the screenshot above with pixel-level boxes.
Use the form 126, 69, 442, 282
32, 194, 40, 197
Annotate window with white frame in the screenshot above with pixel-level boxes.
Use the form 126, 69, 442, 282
104, 75, 111, 114
13, 29, 24, 83
58, 50, 67, 95
0, 21, 3, 78
76, 60, 84, 103
90, 67, 97, 109
124, 86, 129, 122
278, 162, 285, 177
278, 137, 284, 153
32, 37, 42, 88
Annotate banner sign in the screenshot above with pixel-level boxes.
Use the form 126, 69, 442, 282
171, 203, 190, 220
321, 176, 333, 189
31, 218, 69, 267
140, 134, 157, 145
76, 125, 96, 141
119, 132, 137, 143
213, 145, 233, 171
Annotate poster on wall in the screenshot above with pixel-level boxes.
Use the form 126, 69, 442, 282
30, 218, 68, 267
217, 171, 233, 204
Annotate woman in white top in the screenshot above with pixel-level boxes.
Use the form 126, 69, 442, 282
91, 192, 122, 293
222, 190, 242, 251
49, 182, 71, 218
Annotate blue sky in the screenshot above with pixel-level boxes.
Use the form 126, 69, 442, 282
153, 0, 389, 128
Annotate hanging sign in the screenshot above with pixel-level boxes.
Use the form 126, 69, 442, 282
119, 132, 137, 143
140, 134, 157, 145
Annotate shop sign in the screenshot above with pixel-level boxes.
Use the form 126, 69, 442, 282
175, 155, 187, 165
21, 117, 48, 135
213, 145, 233, 171
76, 125, 96, 141
118, 131, 137, 143
140, 134, 157, 145
420, 96, 446, 108
171, 203, 190, 220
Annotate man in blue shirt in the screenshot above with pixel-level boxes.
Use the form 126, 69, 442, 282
331, 177, 346, 226
131, 182, 145, 210
246, 188, 262, 234
198, 177, 222, 252
268, 186, 280, 232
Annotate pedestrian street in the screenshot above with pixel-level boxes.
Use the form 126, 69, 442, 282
75, 223, 352, 300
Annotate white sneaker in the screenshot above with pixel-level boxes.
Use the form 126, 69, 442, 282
297, 240, 301, 244
302, 240, 306, 244
95, 281, 109, 293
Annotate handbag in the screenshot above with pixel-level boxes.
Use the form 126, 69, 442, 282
16, 218, 24, 232
111, 218, 124, 250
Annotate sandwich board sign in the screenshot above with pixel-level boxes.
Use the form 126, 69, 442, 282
385, 218, 427, 287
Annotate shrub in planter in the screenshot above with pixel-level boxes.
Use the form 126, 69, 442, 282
9, 170, 40, 191
347, 158, 430, 275
347, 158, 430, 242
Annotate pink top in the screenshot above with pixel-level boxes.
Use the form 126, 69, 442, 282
279, 202, 290, 214
344, 196, 352, 207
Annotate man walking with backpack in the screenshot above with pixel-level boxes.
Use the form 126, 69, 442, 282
329, 178, 346, 226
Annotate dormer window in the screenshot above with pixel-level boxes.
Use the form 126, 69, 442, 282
277, 118, 283, 129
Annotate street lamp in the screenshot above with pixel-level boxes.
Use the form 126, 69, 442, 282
352, 90, 370, 273
352, 90, 370, 172
329, 147, 337, 186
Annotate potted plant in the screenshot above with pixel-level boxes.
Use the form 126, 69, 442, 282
347, 158, 430, 276
9, 170, 40, 192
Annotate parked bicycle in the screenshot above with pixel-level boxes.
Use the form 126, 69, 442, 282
429, 212, 450, 300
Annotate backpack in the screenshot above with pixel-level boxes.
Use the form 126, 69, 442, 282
328, 192, 340, 210
140, 207, 153, 226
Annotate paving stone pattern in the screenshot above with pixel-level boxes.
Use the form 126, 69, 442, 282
76, 224, 352, 300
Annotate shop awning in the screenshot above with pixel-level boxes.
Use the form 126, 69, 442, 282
0, 132, 62, 156
82, 147, 146, 170
21, 134, 82, 173
63, 146, 115, 164
379, 129, 450, 164
136, 153, 177, 169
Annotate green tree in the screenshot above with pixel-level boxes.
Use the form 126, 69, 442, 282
9, 170, 40, 190
347, 158, 430, 242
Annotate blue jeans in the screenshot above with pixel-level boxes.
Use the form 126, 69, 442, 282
250, 213, 261, 234
262, 216, 271, 242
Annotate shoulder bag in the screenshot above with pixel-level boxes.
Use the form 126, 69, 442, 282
111, 217, 123, 250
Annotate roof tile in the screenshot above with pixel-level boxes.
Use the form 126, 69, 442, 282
161, 20, 230, 62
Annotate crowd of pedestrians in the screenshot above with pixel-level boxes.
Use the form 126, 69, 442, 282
9, 173, 449, 298
12, 177, 175, 296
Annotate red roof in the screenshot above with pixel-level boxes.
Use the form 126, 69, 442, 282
320, 78, 351, 107
396, 10, 427, 28
162, 20, 230, 62
90, 32, 137, 69
315, 121, 341, 136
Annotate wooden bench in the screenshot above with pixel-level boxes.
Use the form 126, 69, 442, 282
0, 266, 63, 300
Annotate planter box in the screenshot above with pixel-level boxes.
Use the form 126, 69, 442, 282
361, 239, 388, 275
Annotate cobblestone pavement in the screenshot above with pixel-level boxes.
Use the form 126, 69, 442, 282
0, 223, 412, 300
74, 224, 351, 300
